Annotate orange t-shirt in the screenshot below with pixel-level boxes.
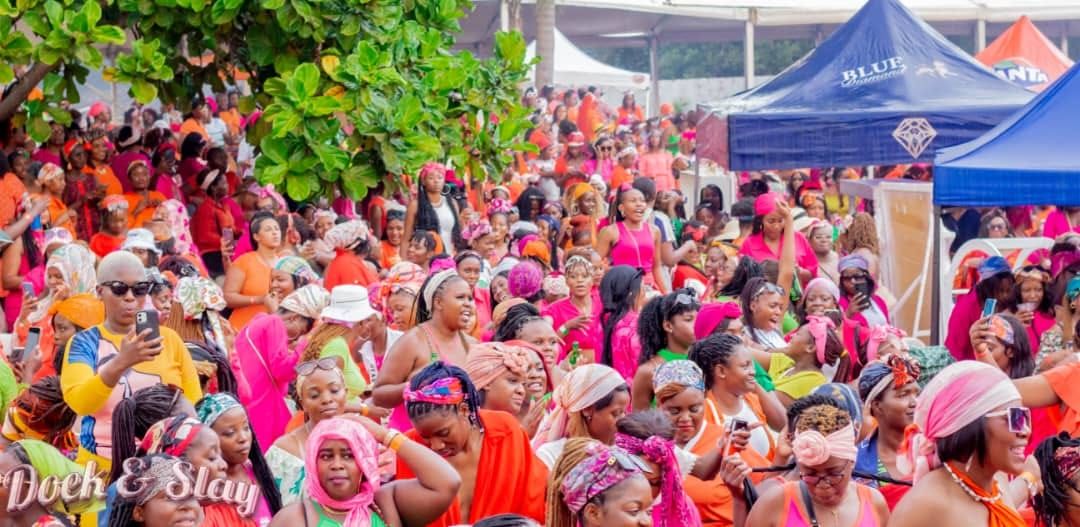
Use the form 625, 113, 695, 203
0, 172, 26, 228
611, 166, 634, 193
228, 252, 271, 331
1043, 361, 1080, 437
324, 250, 379, 290
124, 191, 167, 228
84, 165, 122, 196
396, 410, 548, 527
43, 195, 77, 240
683, 422, 770, 527
180, 118, 208, 142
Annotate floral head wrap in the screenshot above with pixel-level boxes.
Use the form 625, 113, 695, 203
614, 434, 696, 527
462, 218, 492, 243
1055, 443, 1080, 482
403, 378, 465, 405
196, 392, 244, 427
280, 284, 331, 320
37, 163, 64, 183
101, 194, 129, 213
542, 274, 569, 298
487, 198, 512, 216
305, 418, 382, 527
325, 220, 370, 250
30, 244, 97, 324
116, 455, 188, 506
987, 314, 1015, 345
561, 442, 649, 514
274, 255, 320, 285
156, 199, 195, 256
652, 360, 705, 392
174, 276, 226, 320
139, 416, 206, 457
508, 260, 543, 299
464, 342, 533, 391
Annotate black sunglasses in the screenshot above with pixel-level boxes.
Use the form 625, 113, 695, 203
100, 281, 153, 297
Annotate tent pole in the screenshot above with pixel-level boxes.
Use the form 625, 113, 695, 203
931, 205, 942, 345
1062, 32, 1070, 57
744, 8, 756, 89
975, 17, 986, 52
499, 0, 509, 32
649, 33, 660, 118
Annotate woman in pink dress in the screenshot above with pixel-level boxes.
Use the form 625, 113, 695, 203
233, 313, 298, 451
542, 254, 603, 361
740, 192, 819, 282
596, 185, 666, 293
599, 265, 646, 383
637, 133, 676, 192
1043, 207, 1080, 239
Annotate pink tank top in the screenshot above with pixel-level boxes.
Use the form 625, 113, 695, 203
780, 482, 880, 527
610, 221, 654, 272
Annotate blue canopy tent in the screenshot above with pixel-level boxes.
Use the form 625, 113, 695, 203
934, 61, 1080, 207
695, 0, 1033, 171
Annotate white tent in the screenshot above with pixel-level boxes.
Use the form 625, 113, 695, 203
526, 29, 651, 90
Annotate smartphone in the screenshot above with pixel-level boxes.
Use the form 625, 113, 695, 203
221, 228, 234, 245
135, 310, 161, 343
983, 298, 998, 318
21, 282, 34, 298
854, 281, 872, 307
12, 327, 40, 363
725, 418, 749, 456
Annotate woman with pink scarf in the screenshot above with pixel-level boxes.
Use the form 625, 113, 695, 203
267, 416, 460, 527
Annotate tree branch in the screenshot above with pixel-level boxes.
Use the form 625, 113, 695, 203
0, 62, 59, 122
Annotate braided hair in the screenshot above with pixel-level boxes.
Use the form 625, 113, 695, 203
600, 265, 644, 368
414, 177, 463, 250
637, 289, 700, 365
185, 341, 238, 394
194, 398, 283, 514
1033, 433, 1080, 527
406, 362, 484, 430
108, 384, 188, 482
493, 303, 543, 342
414, 272, 466, 324
14, 376, 76, 449
689, 334, 744, 390
546, 437, 599, 527
472, 514, 539, 527
740, 277, 775, 345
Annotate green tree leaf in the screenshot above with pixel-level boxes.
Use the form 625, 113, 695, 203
27, 116, 50, 143
292, 62, 320, 98
0, 63, 12, 84
130, 79, 157, 102
90, 26, 126, 44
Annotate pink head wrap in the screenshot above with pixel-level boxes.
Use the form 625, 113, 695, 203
804, 315, 836, 365
898, 361, 1021, 483
419, 162, 447, 180
859, 325, 906, 365
89, 101, 108, 119
256, 184, 288, 212
533, 364, 625, 447
464, 342, 534, 391
792, 423, 858, 466
754, 192, 782, 217
304, 418, 381, 527
615, 434, 700, 527
804, 278, 840, 303
693, 302, 742, 339
487, 198, 512, 216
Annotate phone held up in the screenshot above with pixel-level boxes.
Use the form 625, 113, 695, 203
11, 327, 41, 364
136, 310, 162, 343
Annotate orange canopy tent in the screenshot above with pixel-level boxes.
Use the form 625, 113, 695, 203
976, 16, 1073, 92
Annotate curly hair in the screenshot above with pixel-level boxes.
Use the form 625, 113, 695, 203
841, 213, 879, 255
793, 402, 851, 436
1033, 433, 1080, 527
637, 289, 700, 365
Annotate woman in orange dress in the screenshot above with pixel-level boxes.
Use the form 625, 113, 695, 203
122, 160, 166, 228
223, 211, 280, 330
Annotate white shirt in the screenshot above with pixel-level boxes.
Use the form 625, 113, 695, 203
703, 398, 773, 459
432, 196, 456, 253
205, 117, 228, 146
358, 328, 403, 385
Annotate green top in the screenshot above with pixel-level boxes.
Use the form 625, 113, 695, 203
319, 337, 367, 402
312, 502, 386, 527
657, 348, 689, 362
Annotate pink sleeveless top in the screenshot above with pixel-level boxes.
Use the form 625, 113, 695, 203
610, 221, 654, 272
780, 482, 881, 527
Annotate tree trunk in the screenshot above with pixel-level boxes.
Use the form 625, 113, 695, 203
534, 0, 555, 88
0, 62, 57, 122
508, 0, 522, 32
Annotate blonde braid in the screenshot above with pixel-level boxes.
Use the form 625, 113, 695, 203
546, 438, 599, 527
301, 323, 352, 362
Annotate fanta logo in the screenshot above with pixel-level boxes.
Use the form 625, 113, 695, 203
993, 58, 1048, 87
840, 56, 907, 88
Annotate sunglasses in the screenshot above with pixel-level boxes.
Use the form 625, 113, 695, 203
295, 357, 342, 376
100, 281, 154, 297
985, 406, 1031, 434
752, 282, 785, 299
673, 292, 696, 306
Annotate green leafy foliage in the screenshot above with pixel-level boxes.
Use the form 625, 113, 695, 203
1, 0, 534, 197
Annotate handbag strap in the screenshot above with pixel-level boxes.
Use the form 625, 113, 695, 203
799, 481, 820, 527
246, 330, 279, 391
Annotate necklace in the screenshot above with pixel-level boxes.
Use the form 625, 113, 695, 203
943, 463, 1002, 503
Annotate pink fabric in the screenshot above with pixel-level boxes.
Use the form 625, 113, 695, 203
944, 290, 980, 361
805, 315, 835, 365
243, 463, 273, 526
31, 148, 62, 169
783, 484, 879, 527
739, 231, 819, 278
611, 221, 654, 272
305, 418, 381, 527
754, 192, 782, 217
693, 302, 742, 339
112, 151, 151, 194
1026, 311, 1056, 354
839, 294, 892, 329
154, 171, 183, 202
611, 310, 642, 383
638, 151, 675, 192
582, 158, 615, 184
1043, 210, 1080, 239
4, 260, 42, 330
234, 314, 298, 451
542, 292, 603, 360
473, 287, 492, 338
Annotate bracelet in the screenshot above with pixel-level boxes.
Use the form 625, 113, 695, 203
559, 325, 569, 337
388, 434, 407, 452
360, 404, 369, 417
382, 430, 400, 448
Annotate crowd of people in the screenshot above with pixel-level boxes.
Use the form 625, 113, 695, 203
0, 85, 1079, 527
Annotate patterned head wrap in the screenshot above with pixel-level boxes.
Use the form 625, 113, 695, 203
464, 342, 534, 391
280, 284, 331, 320
37, 163, 64, 183
14, 440, 102, 513
977, 256, 1012, 282
1015, 266, 1050, 284
117, 455, 189, 506
403, 377, 465, 405
139, 416, 206, 457
987, 314, 1015, 345
30, 244, 97, 324
174, 276, 226, 320
1055, 444, 1080, 482
274, 255, 320, 285
155, 199, 195, 256
305, 418, 382, 527
487, 198, 512, 216
614, 434, 697, 527
256, 184, 288, 212
378, 262, 425, 321
858, 355, 922, 415
508, 260, 543, 299
561, 443, 649, 514
542, 274, 569, 298
325, 220, 370, 250
101, 194, 129, 213
462, 218, 493, 243
857, 324, 906, 366
810, 383, 864, 435
196, 392, 244, 427
652, 360, 705, 392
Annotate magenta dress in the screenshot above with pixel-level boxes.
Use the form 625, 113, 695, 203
739, 231, 820, 278
945, 289, 981, 361
4, 256, 41, 330
611, 221, 656, 287
542, 291, 602, 361
1043, 210, 1080, 239
234, 314, 298, 451
610, 310, 642, 383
